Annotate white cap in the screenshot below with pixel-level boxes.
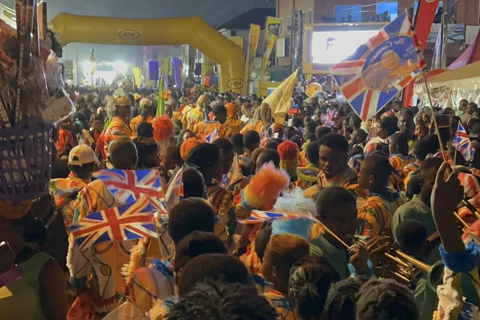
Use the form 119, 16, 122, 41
68, 145, 98, 167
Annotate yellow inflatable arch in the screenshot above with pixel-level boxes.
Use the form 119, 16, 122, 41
50, 13, 245, 93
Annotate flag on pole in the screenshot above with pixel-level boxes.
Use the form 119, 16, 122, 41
221, 154, 243, 188
322, 109, 338, 127
164, 168, 184, 212
260, 128, 270, 144
93, 169, 166, 211
157, 71, 165, 116
453, 123, 475, 161
260, 17, 281, 79
263, 68, 299, 124
239, 210, 315, 225
70, 197, 157, 250
205, 128, 220, 143
330, 10, 426, 121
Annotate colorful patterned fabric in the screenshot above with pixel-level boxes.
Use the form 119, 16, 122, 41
57, 129, 74, 156
403, 159, 422, 177
182, 106, 204, 131
194, 120, 232, 140
303, 166, 357, 199
130, 115, 153, 138
434, 265, 480, 320
296, 165, 321, 190
241, 120, 268, 135
470, 168, 480, 179
226, 118, 243, 134
389, 154, 415, 174
458, 172, 480, 208
263, 290, 295, 320
357, 192, 404, 237
69, 179, 133, 314
207, 184, 236, 243
50, 174, 89, 231
364, 136, 388, 155
104, 116, 134, 147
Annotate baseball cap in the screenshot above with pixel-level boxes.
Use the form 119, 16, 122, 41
68, 145, 98, 167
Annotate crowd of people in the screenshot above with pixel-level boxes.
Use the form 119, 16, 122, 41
3, 81, 480, 320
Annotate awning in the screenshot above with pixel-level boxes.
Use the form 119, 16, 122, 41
427, 60, 480, 89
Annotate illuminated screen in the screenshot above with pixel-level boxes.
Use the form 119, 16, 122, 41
312, 30, 379, 65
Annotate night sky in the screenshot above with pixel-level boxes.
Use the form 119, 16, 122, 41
0, 0, 274, 26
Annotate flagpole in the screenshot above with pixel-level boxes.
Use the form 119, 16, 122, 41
422, 73, 447, 163
453, 147, 458, 166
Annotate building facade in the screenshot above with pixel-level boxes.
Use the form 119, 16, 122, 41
275, 0, 480, 71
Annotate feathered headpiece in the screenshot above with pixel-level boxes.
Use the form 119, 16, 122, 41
241, 162, 290, 210
278, 140, 299, 181
271, 187, 316, 240
153, 116, 174, 143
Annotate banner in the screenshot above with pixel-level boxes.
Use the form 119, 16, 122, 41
449, 29, 480, 69
230, 36, 244, 50
133, 67, 142, 87
260, 17, 281, 78
403, 0, 440, 107
244, 24, 261, 95
157, 72, 165, 116
263, 68, 298, 124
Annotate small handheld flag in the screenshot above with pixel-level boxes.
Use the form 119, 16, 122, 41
205, 128, 220, 143
93, 169, 167, 212
164, 168, 184, 213
70, 197, 157, 250
453, 123, 475, 161
239, 210, 314, 225
260, 129, 270, 144
322, 109, 337, 128
330, 10, 426, 121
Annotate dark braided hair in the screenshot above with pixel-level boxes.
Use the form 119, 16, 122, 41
167, 279, 276, 320
288, 255, 338, 320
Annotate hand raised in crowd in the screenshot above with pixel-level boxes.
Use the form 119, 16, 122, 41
431, 162, 465, 253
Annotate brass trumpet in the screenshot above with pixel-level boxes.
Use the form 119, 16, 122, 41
384, 250, 444, 291
315, 220, 444, 290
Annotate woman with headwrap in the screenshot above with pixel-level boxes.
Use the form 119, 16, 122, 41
130, 97, 154, 137
104, 93, 133, 148
225, 102, 244, 134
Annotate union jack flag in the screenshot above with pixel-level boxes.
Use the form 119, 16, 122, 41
453, 123, 475, 161
221, 154, 244, 188
322, 109, 337, 127
330, 10, 426, 121
239, 210, 312, 225
261, 129, 270, 144
205, 128, 219, 143
164, 168, 184, 212
93, 169, 166, 211
70, 197, 157, 250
